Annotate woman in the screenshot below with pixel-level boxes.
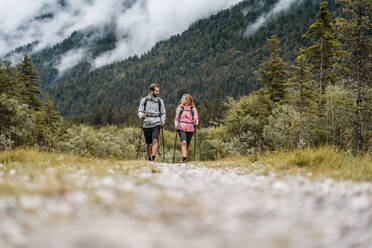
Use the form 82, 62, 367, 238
174, 94, 199, 163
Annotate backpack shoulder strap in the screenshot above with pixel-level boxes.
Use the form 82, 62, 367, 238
144, 97, 163, 116
158, 99, 162, 114
178, 106, 184, 118
178, 106, 185, 124
179, 106, 194, 120
143, 97, 149, 112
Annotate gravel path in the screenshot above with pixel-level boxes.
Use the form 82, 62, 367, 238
1, 162, 372, 248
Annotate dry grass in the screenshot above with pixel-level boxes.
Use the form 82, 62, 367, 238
0, 149, 159, 197
0, 147, 371, 198
246, 147, 372, 182
200, 147, 372, 182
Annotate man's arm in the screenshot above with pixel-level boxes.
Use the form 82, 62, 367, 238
138, 98, 145, 119
160, 99, 166, 123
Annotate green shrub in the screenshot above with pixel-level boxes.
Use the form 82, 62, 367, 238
0, 133, 14, 150
199, 138, 237, 161
263, 104, 300, 150
56, 125, 137, 159
0, 94, 36, 148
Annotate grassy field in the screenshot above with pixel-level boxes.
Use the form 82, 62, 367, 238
203, 147, 372, 182
0, 147, 371, 198
0, 149, 161, 197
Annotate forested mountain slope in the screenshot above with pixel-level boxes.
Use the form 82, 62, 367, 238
5, 0, 338, 121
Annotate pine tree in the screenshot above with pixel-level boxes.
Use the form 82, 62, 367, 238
42, 95, 62, 126
288, 54, 317, 147
35, 95, 63, 148
254, 89, 272, 153
337, 0, 372, 152
302, 1, 342, 111
209, 87, 228, 126
17, 53, 42, 111
0, 60, 19, 98
254, 35, 288, 106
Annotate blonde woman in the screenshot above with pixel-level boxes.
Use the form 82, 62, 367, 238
174, 94, 199, 163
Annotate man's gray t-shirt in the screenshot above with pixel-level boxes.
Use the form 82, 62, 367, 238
138, 95, 166, 128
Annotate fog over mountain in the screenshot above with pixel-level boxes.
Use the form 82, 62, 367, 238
244, 0, 298, 36
0, 0, 245, 69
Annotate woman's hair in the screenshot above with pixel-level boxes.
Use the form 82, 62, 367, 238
183, 94, 194, 106
178, 94, 194, 110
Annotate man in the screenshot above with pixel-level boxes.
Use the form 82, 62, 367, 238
138, 84, 166, 161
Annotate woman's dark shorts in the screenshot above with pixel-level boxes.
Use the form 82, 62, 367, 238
143, 126, 160, 144
178, 130, 194, 146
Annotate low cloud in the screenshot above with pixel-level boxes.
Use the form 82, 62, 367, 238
56, 48, 88, 73
244, 0, 298, 36
0, 0, 244, 71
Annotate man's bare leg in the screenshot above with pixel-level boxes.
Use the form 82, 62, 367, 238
152, 139, 158, 157
146, 144, 151, 160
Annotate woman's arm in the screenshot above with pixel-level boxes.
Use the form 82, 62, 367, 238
193, 107, 199, 126
174, 106, 180, 129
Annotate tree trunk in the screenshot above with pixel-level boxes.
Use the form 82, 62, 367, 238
319, 38, 324, 114
355, 2, 363, 153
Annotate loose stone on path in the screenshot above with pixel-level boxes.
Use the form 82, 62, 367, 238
0, 162, 371, 248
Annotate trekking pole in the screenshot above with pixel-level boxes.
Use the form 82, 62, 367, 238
172, 130, 177, 163
161, 126, 165, 162
194, 126, 197, 161
136, 119, 144, 159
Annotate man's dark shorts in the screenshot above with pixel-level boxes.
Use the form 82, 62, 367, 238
143, 126, 160, 144
178, 130, 194, 146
